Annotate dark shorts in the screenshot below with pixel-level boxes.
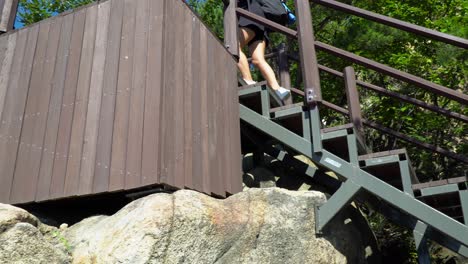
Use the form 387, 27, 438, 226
238, 0, 270, 47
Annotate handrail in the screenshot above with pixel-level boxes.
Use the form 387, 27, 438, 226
235, 9, 468, 105
287, 88, 467, 163
317, 65, 468, 123
311, 0, 468, 49
314, 41, 468, 105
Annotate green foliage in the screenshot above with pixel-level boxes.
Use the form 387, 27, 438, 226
18, 0, 93, 26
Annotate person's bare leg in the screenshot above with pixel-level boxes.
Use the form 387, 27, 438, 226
238, 28, 256, 82
249, 40, 281, 90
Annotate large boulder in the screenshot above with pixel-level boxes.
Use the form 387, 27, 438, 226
0, 204, 70, 264
63, 188, 379, 263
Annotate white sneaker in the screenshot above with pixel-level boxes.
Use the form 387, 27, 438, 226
243, 79, 257, 85
275, 87, 291, 100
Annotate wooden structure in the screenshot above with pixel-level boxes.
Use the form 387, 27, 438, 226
0, 0, 242, 205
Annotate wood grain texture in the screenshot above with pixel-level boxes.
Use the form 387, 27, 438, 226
10, 21, 50, 203
93, 0, 124, 193
124, 0, 149, 189
109, 0, 136, 191
78, 1, 110, 195
141, 0, 164, 186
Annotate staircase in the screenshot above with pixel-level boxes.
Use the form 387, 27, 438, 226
238, 78, 468, 261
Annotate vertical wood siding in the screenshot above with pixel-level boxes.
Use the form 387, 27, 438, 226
0, 0, 241, 204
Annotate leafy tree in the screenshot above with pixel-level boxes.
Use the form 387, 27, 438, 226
17, 0, 93, 26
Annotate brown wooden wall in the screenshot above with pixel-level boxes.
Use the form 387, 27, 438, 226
0, 0, 242, 204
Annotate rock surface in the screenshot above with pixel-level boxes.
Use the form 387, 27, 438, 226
0, 204, 70, 264
0, 188, 380, 263
63, 188, 378, 263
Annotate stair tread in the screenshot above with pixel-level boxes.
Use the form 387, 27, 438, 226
270, 102, 303, 114
358, 148, 408, 161
413, 176, 467, 190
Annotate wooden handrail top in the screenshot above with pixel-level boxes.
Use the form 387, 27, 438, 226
314, 41, 468, 105
311, 0, 468, 49
317, 64, 468, 123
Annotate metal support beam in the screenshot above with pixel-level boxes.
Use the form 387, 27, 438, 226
399, 160, 414, 196
419, 184, 459, 197
240, 103, 468, 247
308, 107, 323, 153
461, 191, 468, 225
413, 221, 431, 264
260, 85, 271, 117
343, 66, 364, 134
315, 179, 361, 233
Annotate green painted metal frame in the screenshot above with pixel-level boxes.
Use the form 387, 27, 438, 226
461, 191, 468, 225
239, 103, 468, 250
413, 220, 431, 264
419, 184, 460, 197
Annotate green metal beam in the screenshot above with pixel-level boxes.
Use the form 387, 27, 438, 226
419, 184, 459, 197
239, 103, 468, 247
461, 191, 468, 225
315, 179, 361, 232
413, 221, 431, 264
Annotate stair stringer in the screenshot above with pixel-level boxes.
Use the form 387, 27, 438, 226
239, 103, 468, 256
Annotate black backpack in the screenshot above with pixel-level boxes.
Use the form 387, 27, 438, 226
253, 0, 288, 26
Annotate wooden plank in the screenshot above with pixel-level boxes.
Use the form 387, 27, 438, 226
10, 21, 50, 203
199, 25, 210, 195
172, 0, 185, 189
34, 18, 62, 201
190, 15, 203, 192
78, 0, 111, 195
182, 8, 193, 189
109, 0, 136, 191
59, 9, 86, 196
47, 14, 76, 199
36, 14, 73, 201
64, 5, 98, 197
141, 0, 164, 186
5, 26, 39, 202
159, 0, 176, 187
0, 33, 16, 139
0, 27, 36, 203
230, 56, 242, 193
50, 10, 86, 199
125, 0, 149, 190
0, 34, 9, 119
0, 0, 19, 32
93, 0, 124, 193
207, 33, 223, 196
221, 45, 232, 195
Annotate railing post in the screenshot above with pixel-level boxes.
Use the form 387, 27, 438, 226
278, 43, 292, 104
294, 0, 321, 105
223, 0, 239, 59
343, 66, 363, 133
0, 0, 19, 33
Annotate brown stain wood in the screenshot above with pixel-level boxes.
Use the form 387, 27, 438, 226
93, 0, 124, 193
10, 21, 50, 203
141, 0, 164, 186
124, 0, 148, 189
182, 6, 193, 190
34, 18, 62, 201
0, 25, 39, 201
78, 1, 110, 195
172, 0, 185, 189
38, 15, 73, 201
64, 6, 98, 197
109, 0, 136, 191
0, 30, 26, 203
0, 0, 241, 204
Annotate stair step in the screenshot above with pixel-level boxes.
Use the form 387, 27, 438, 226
412, 176, 467, 191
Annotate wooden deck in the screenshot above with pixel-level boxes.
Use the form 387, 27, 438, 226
0, 0, 242, 204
